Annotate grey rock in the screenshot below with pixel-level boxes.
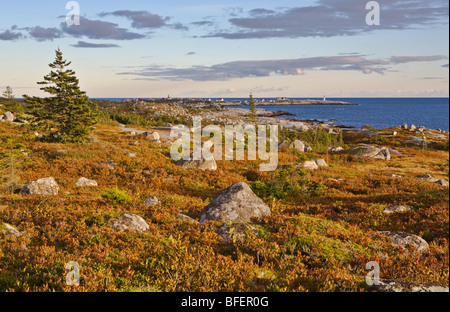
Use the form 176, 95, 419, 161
144, 196, 159, 207
437, 179, 449, 187
348, 145, 391, 160
75, 177, 98, 187
368, 279, 449, 292
111, 213, 149, 233
176, 213, 199, 224
417, 174, 439, 183
410, 124, 416, 131
177, 151, 217, 171
216, 222, 259, 243
299, 160, 319, 170
329, 146, 344, 153
20, 177, 59, 196
315, 159, 328, 167
127, 153, 137, 158
143, 131, 161, 143
1, 223, 21, 236
3, 111, 14, 123
403, 136, 430, 146
379, 231, 429, 253
387, 148, 402, 156
199, 182, 271, 223
383, 205, 411, 214
289, 140, 312, 152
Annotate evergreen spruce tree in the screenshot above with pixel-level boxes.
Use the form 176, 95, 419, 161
24, 48, 97, 142
249, 92, 256, 121
2, 86, 23, 115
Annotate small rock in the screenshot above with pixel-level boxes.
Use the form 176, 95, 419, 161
111, 213, 149, 233
20, 177, 59, 196
437, 179, 449, 187
144, 196, 159, 207
143, 131, 161, 143
410, 125, 416, 131
379, 231, 429, 253
127, 153, 136, 158
329, 146, 344, 153
75, 177, 98, 187
417, 174, 439, 183
299, 160, 319, 170
383, 205, 411, 214
176, 213, 199, 224
1, 223, 21, 236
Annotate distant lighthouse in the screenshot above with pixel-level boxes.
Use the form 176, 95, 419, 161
323, 95, 326, 101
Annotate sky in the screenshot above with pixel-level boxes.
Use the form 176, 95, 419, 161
0, 0, 449, 98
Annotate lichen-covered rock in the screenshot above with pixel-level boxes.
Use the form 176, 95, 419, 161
75, 177, 98, 187
20, 177, 59, 196
111, 213, 149, 233
144, 196, 159, 207
379, 231, 429, 253
348, 145, 391, 160
199, 182, 271, 223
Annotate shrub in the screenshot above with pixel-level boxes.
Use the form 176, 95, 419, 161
101, 188, 131, 204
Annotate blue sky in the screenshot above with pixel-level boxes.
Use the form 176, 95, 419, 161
0, 0, 448, 98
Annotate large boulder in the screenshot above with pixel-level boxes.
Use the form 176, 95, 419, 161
3, 111, 15, 123
199, 182, 271, 223
348, 145, 391, 160
111, 213, 149, 233
20, 177, 59, 196
379, 231, 429, 253
289, 140, 312, 152
75, 177, 98, 187
177, 152, 217, 171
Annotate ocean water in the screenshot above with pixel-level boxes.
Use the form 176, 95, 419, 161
252, 98, 450, 131
94, 97, 449, 131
